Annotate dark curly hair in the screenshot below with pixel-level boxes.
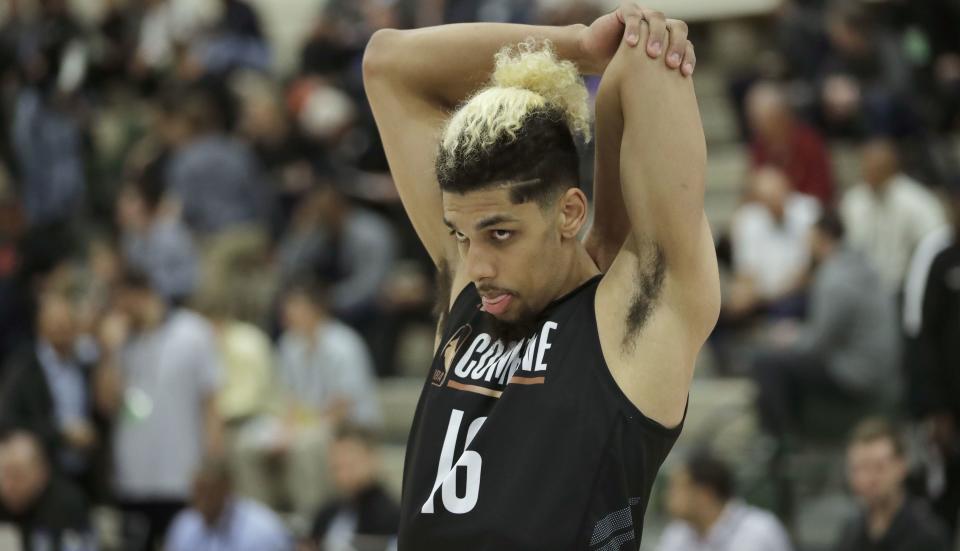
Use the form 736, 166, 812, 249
436, 106, 580, 205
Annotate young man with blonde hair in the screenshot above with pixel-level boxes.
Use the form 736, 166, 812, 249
364, 3, 718, 548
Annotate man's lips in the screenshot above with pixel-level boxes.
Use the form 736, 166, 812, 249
480, 293, 513, 315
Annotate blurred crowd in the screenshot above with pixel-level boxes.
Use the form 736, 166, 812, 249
0, 0, 958, 550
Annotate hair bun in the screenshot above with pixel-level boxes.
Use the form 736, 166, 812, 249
491, 38, 591, 142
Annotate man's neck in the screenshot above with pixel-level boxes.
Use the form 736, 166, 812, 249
692, 500, 727, 537
40, 339, 72, 362
867, 490, 905, 540
562, 246, 602, 295
141, 298, 168, 331
869, 174, 897, 196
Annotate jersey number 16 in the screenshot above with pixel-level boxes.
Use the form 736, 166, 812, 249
422, 409, 487, 514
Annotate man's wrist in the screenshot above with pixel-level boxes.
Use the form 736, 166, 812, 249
568, 23, 600, 75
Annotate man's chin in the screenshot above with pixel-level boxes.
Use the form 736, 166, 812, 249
486, 311, 540, 343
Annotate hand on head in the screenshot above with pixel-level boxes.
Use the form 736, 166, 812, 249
579, 2, 696, 76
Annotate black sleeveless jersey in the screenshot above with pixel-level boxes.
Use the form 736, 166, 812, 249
398, 275, 685, 550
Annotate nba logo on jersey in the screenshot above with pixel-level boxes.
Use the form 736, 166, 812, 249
432, 320, 559, 398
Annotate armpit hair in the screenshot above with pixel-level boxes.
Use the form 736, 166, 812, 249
434, 259, 454, 336
623, 242, 666, 353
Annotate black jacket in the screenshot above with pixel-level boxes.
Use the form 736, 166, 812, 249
0, 475, 91, 551
312, 483, 400, 542
918, 242, 960, 421
0, 344, 106, 499
0, 345, 69, 452
835, 498, 951, 551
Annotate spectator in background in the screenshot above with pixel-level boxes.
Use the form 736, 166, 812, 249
133, 0, 206, 78
835, 418, 950, 551
746, 81, 834, 206
726, 166, 820, 322
0, 223, 77, 371
236, 280, 380, 515
277, 280, 381, 428
819, 3, 916, 139
0, 293, 99, 492
658, 450, 792, 551
162, 86, 273, 321
916, 186, 960, 538
752, 212, 900, 436
306, 424, 400, 551
907, 0, 960, 133
231, 74, 316, 238
11, 0, 87, 227
840, 138, 947, 294
116, 153, 198, 304
163, 87, 269, 237
166, 458, 290, 551
277, 175, 397, 333
0, 167, 25, 369
95, 269, 222, 551
189, 0, 270, 77
0, 431, 93, 551
195, 289, 274, 428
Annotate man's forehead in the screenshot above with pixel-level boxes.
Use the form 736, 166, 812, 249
849, 439, 897, 459
442, 189, 533, 226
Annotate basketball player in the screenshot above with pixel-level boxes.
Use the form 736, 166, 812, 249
363, 2, 719, 549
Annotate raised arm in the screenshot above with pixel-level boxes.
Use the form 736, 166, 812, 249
361, 5, 684, 271
593, 9, 719, 428
585, 13, 696, 272
598, 11, 719, 336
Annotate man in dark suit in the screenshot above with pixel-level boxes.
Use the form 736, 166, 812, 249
305, 424, 400, 551
0, 292, 99, 492
836, 419, 951, 551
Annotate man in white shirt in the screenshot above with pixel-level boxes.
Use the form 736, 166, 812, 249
236, 279, 381, 514
840, 138, 946, 293
727, 166, 820, 319
658, 452, 793, 551
95, 269, 223, 550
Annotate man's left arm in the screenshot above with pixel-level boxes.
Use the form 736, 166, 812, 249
590, 7, 718, 428
584, 7, 696, 273
601, 10, 719, 336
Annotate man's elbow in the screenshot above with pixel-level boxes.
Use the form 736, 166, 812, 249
362, 28, 403, 82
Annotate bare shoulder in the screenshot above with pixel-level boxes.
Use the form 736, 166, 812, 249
595, 227, 719, 428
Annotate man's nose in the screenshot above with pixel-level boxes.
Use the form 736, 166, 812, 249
465, 245, 496, 282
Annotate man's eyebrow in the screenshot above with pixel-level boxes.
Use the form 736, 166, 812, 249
443, 214, 520, 231
475, 214, 518, 230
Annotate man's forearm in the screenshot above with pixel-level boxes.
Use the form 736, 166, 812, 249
586, 64, 631, 271
599, 22, 706, 271
363, 23, 590, 110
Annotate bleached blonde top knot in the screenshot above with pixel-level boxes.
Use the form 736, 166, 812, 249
439, 38, 591, 169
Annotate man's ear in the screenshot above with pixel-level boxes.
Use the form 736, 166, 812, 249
557, 187, 589, 240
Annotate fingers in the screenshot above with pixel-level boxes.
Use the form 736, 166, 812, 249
640, 8, 668, 58
617, 3, 643, 47
665, 19, 689, 69
618, 3, 695, 76
682, 41, 697, 76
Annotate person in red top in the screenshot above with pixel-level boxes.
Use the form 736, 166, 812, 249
746, 81, 835, 207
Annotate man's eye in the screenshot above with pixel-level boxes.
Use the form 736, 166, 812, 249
450, 230, 468, 243
491, 230, 512, 241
